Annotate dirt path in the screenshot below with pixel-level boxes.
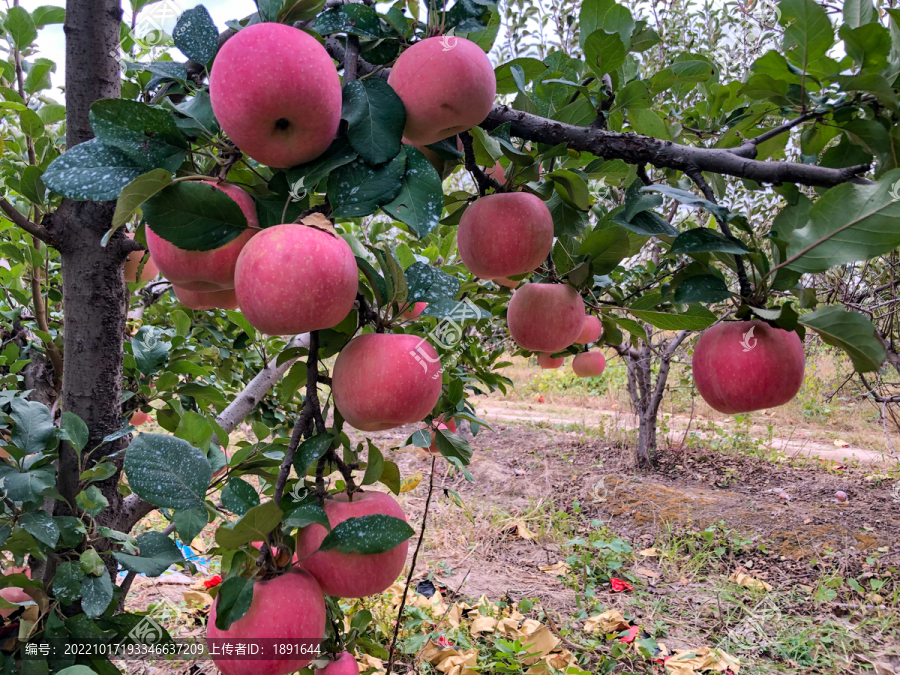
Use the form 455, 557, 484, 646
472, 398, 896, 465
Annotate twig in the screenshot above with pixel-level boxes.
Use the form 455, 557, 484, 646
0, 198, 51, 243
413, 567, 473, 663
344, 36, 360, 82
386, 456, 437, 674
458, 131, 503, 196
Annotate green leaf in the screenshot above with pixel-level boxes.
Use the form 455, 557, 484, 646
786, 170, 900, 273
6, 6, 37, 50
293, 433, 333, 476
76, 486, 109, 518
382, 147, 443, 238
613, 80, 652, 110
43, 138, 145, 201
584, 29, 625, 79
495, 58, 546, 95
779, 0, 834, 69
20, 511, 59, 548
173, 5, 219, 65
79, 462, 117, 485
578, 0, 615, 47
610, 210, 678, 237
379, 460, 401, 495
173, 507, 208, 544
629, 293, 718, 330
287, 137, 358, 193
278, 0, 326, 22
214, 577, 255, 631
318, 514, 414, 554
174, 90, 219, 137
10, 398, 55, 455
362, 443, 384, 485
283, 503, 330, 530
142, 181, 249, 251
53, 561, 85, 605
404, 262, 460, 304
20, 107, 46, 137
642, 184, 730, 222
435, 428, 473, 465
547, 170, 590, 210
19, 165, 46, 206
112, 532, 184, 577
327, 152, 406, 219
55, 516, 87, 549
313, 4, 382, 37
24, 58, 55, 94
669, 229, 751, 255
671, 274, 731, 303
174, 411, 213, 452
132, 326, 169, 375
548, 192, 589, 237
81, 571, 113, 618
0, 465, 56, 503
32, 5, 65, 27
342, 79, 405, 165
89, 99, 187, 172
215, 501, 283, 549
798, 306, 885, 372
112, 169, 172, 230
80, 549, 105, 577
221, 478, 260, 516
124, 433, 212, 510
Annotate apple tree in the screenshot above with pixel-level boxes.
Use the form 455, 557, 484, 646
0, 0, 897, 672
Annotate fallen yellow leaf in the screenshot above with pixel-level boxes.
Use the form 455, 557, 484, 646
584, 609, 629, 634
636, 568, 659, 579
728, 571, 772, 592
639, 547, 661, 557
512, 521, 535, 540
538, 561, 570, 575
300, 212, 336, 236
664, 646, 740, 674
834, 439, 850, 448
399, 473, 423, 493
470, 616, 498, 634
182, 590, 212, 608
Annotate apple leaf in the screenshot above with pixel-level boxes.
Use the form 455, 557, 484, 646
43, 138, 145, 201
124, 433, 212, 511
172, 5, 219, 65
404, 262, 460, 304
173, 507, 208, 544
435, 428, 473, 465
89, 99, 187, 172
112, 169, 173, 231
327, 151, 406, 219
293, 433, 334, 476
142, 181, 249, 251
318, 514, 415, 555
313, 4, 383, 37
798, 305, 886, 372
112, 532, 184, 577
382, 147, 443, 238
10, 398, 55, 455
342, 78, 406, 165
283, 503, 330, 530
671, 274, 732, 303
215, 501, 283, 549
53, 561, 85, 605
221, 478, 260, 517
669, 228, 751, 255
214, 577, 255, 631
81, 570, 113, 618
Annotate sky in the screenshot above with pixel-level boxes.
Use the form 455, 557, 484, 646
18, 0, 258, 95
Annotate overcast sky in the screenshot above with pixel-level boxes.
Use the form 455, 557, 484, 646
19, 0, 259, 96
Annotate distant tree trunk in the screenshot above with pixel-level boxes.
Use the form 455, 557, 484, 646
614, 328, 689, 469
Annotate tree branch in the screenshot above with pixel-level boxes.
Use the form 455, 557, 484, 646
459, 131, 503, 196
0, 198, 52, 243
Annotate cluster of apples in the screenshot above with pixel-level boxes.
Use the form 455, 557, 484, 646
210, 492, 408, 675
456, 192, 607, 376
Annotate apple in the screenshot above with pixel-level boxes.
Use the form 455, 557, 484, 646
429, 418, 457, 454
493, 277, 521, 289
1, 566, 31, 620
173, 286, 239, 311
322, 652, 359, 675
507, 284, 585, 352
457, 193, 552, 279
387, 36, 496, 145
485, 161, 506, 185
234, 224, 358, 336
146, 181, 258, 292
124, 233, 158, 283
537, 352, 564, 369
130, 410, 150, 426
399, 302, 426, 320
295, 491, 409, 598
575, 315, 603, 345
692, 320, 805, 414
572, 352, 606, 377
209, 23, 341, 168
207, 570, 325, 675
332, 333, 443, 431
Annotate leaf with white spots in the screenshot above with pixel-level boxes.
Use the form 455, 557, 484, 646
89, 99, 187, 172
342, 79, 406, 165
318, 514, 414, 554
327, 150, 406, 219
173, 5, 219, 65
111, 532, 184, 577
124, 433, 212, 511
20, 510, 59, 548
81, 570, 113, 618
404, 262, 460, 304
43, 138, 145, 201
382, 147, 443, 238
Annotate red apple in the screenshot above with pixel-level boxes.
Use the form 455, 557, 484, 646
485, 161, 506, 185
322, 652, 359, 675
296, 492, 409, 598
429, 418, 457, 454
576, 315, 603, 344
130, 410, 150, 426
146, 181, 258, 291
332, 333, 442, 432
1, 566, 31, 620
173, 286, 239, 311
399, 302, 426, 320
387, 36, 496, 145
572, 351, 606, 377
537, 352, 564, 369
457, 193, 552, 279
234, 224, 357, 336
692, 320, 805, 414
493, 277, 521, 289
210, 23, 341, 168
507, 284, 585, 353
124, 233, 158, 283
207, 570, 325, 675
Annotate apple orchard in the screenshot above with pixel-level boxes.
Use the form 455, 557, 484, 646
0, 0, 898, 672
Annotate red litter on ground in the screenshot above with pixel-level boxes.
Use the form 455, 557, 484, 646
619, 625, 641, 643
204, 575, 222, 589
611, 577, 634, 592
